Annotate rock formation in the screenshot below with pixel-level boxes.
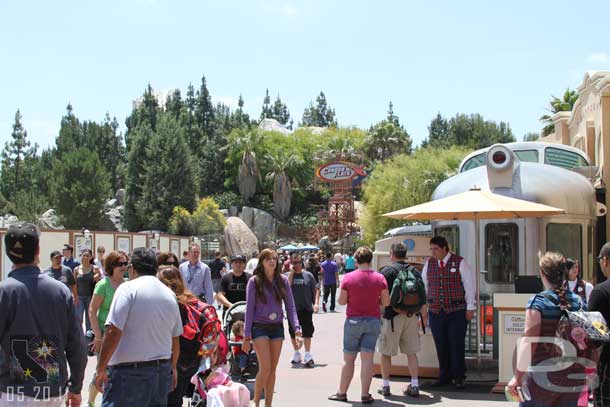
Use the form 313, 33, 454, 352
224, 216, 259, 256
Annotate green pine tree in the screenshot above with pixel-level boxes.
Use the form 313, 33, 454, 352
300, 92, 337, 127
50, 148, 111, 229
141, 113, 198, 231
124, 122, 154, 231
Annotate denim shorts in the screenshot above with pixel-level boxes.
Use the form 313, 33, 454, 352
252, 323, 285, 341
343, 317, 381, 353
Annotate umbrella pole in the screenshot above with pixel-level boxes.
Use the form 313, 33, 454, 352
475, 217, 481, 366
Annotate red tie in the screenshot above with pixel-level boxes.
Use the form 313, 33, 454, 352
439, 260, 445, 269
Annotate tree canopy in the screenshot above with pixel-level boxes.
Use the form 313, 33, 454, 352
359, 146, 471, 244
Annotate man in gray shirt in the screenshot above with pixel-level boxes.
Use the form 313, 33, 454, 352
44, 250, 77, 303
288, 253, 320, 367
95, 247, 183, 407
0, 222, 86, 406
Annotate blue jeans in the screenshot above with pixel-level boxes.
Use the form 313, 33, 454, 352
102, 362, 172, 407
343, 317, 381, 353
76, 295, 92, 332
252, 323, 285, 341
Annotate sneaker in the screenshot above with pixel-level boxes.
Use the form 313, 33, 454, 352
377, 385, 391, 397
303, 353, 314, 367
404, 384, 420, 397
291, 351, 302, 364
323, 302, 327, 312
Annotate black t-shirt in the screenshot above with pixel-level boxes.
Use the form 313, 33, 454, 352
210, 258, 225, 280
380, 261, 414, 319
306, 262, 321, 284
44, 265, 76, 289
589, 279, 610, 362
220, 272, 251, 309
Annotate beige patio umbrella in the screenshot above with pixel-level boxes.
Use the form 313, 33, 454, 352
383, 188, 565, 360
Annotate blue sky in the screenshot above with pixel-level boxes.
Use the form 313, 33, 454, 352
1, 0, 610, 150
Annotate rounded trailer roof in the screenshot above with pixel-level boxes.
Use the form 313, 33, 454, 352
433, 162, 596, 218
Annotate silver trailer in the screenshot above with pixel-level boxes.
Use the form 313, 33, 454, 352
433, 142, 599, 297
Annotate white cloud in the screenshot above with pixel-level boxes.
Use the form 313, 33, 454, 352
213, 95, 239, 109
587, 52, 610, 65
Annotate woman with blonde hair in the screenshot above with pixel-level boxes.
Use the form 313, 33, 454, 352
157, 265, 202, 407
507, 252, 584, 407
242, 249, 302, 407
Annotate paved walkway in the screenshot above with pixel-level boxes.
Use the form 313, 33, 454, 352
82, 303, 511, 406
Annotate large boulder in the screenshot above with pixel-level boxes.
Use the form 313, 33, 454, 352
239, 206, 277, 243
0, 214, 19, 228
258, 118, 290, 135
224, 217, 259, 256
101, 206, 124, 232
38, 209, 65, 230
114, 189, 126, 206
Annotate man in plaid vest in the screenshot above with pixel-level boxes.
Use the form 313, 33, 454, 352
421, 236, 476, 390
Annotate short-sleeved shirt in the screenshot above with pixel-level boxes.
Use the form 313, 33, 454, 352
306, 262, 321, 284
105, 275, 183, 365
220, 272, 252, 310
93, 277, 125, 334
321, 260, 338, 285
345, 256, 356, 270
62, 257, 80, 271
587, 280, 610, 361
340, 269, 388, 318
44, 265, 76, 289
290, 271, 318, 312
209, 258, 225, 280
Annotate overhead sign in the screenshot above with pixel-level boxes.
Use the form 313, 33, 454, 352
316, 161, 366, 183
504, 314, 525, 335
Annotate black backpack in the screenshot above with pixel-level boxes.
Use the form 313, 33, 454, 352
388, 263, 426, 314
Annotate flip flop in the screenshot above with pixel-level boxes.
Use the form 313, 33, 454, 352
361, 394, 375, 404
328, 393, 348, 402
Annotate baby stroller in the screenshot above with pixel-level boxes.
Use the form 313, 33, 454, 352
224, 301, 259, 381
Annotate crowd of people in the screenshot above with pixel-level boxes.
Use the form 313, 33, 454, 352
3, 221, 610, 407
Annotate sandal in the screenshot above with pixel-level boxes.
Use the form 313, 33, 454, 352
328, 393, 348, 402
361, 394, 375, 404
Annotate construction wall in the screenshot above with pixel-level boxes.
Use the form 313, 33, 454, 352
0, 229, 192, 280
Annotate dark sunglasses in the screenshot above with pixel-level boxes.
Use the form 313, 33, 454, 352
116, 261, 129, 267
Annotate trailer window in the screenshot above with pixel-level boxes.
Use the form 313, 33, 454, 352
461, 153, 485, 172
514, 150, 539, 163
435, 226, 460, 256
485, 223, 518, 283
545, 147, 588, 169
546, 223, 582, 266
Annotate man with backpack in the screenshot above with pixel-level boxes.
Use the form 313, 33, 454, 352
421, 236, 476, 390
376, 243, 426, 398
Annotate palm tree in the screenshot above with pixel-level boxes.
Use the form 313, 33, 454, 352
314, 135, 363, 163
232, 129, 263, 202
539, 89, 579, 137
365, 121, 412, 162
265, 152, 297, 219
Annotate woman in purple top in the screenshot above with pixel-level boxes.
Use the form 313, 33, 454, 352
243, 248, 302, 407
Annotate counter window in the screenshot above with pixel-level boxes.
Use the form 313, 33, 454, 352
435, 226, 460, 256
485, 223, 518, 283
546, 223, 582, 266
